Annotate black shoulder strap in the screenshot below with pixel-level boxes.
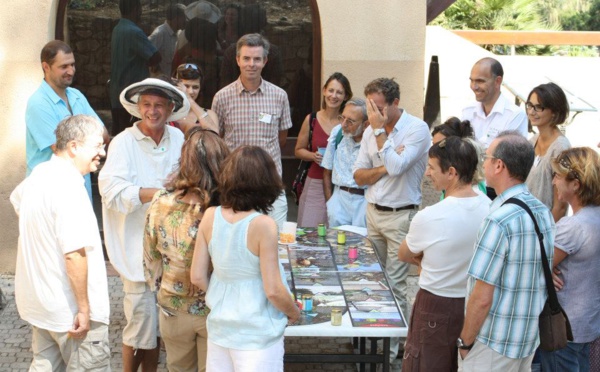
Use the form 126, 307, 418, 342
502, 197, 561, 312
308, 112, 316, 152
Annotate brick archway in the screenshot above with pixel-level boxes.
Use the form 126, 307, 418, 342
55, 0, 323, 111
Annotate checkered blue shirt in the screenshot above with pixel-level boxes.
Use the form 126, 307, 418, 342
467, 183, 555, 359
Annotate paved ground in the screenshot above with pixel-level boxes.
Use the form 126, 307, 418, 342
0, 265, 419, 372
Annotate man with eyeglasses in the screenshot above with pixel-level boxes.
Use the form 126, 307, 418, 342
462, 57, 528, 149
99, 78, 189, 372
353, 78, 431, 369
321, 98, 369, 228
458, 130, 554, 371
25, 40, 109, 201
11, 115, 110, 371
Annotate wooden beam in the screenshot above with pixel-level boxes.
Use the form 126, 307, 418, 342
453, 30, 600, 46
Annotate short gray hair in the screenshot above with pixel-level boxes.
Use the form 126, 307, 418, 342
345, 98, 367, 122
236, 33, 270, 58
492, 130, 534, 182
55, 115, 104, 151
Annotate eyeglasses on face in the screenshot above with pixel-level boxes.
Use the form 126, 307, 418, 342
337, 115, 357, 126
78, 141, 105, 153
481, 154, 497, 162
526, 102, 545, 112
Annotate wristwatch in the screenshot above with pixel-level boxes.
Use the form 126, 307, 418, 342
373, 128, 386, 137
456, 337, 474, 350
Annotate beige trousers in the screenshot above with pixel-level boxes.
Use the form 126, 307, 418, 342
30, 321, 110, 372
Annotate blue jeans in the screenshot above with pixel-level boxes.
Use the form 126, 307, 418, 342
540, 342, 590, 372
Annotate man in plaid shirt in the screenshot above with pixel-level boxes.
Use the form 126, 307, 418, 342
458, 131, 554, 371
212, 33, 292, 229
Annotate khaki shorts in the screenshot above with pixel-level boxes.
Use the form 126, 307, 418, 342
122, 278, 159, 349
30, 321, 110, 371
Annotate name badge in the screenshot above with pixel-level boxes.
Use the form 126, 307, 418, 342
259, 112, 272, 124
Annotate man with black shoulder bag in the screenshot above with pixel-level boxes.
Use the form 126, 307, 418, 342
458, 131, 556, 371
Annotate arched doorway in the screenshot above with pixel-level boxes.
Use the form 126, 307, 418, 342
56, 0, 322, 206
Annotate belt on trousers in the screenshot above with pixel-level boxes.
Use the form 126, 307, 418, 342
339, 186, 365, 195
372, 203, 417, 212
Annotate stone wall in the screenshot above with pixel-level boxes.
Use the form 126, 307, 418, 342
67, 1, 313, 124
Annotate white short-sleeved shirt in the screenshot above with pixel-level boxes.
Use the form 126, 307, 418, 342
11, 156, 109, 332
554, 205, 600, 343
461, 92, 528, 148
405, 194, 490, 297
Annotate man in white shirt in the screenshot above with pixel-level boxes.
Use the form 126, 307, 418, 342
148, 4, 186, 75
461, 57, 528, 149
353, 78, 431, 367
11, 115, 110, 371
99, 78, 188, 372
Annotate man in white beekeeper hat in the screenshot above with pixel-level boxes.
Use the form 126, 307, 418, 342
98, 78, 189, 372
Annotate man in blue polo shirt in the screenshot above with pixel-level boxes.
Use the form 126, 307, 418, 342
25, 40, 108, 199
109, 0, 161, 135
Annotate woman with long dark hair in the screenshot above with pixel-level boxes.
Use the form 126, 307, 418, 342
144, 128, 230, 371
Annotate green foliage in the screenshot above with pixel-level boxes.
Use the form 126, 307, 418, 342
433, 0, 565, 55
560, 0, 600, 31
434, 0, 550, 31
432, 0, 599, 56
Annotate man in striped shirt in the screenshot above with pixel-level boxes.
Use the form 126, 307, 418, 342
212, 33, 292, 229
458, 131, 554, 371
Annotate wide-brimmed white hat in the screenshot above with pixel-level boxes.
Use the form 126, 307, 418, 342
185, 1, 221, 23
119, 78, 190, 121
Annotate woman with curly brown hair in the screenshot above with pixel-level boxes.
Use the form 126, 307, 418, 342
144, 128, 230, 371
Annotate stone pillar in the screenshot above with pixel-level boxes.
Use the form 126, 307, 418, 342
0, 0, 59, 273
316, 0, 426, 117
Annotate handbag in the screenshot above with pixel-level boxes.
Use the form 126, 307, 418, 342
291, 112, 316, 205
503, 198, 574, 351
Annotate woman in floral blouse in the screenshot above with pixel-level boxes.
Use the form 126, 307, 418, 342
144, 128, 230, 371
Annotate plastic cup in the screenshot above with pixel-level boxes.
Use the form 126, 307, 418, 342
280, 221, 297, 243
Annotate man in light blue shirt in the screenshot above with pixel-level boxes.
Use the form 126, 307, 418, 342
459, 131, 554, 370
353, 78, 431, 368
322, 98, 369, 227
25, 40, 108, 199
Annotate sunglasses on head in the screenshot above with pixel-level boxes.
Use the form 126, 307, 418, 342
176, 63, 203, 80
